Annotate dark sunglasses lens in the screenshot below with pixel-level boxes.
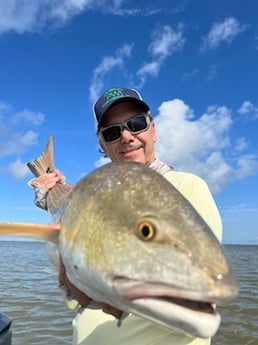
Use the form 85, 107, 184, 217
101, 115, 149, 143
102, 126, 121, 142
127, 116, 148, 132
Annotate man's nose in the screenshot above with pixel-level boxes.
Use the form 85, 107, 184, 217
120, 127, 134, 142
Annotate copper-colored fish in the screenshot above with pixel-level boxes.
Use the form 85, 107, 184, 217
0, 137, 239, 338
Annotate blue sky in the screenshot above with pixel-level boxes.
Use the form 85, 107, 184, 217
0, 0, 257, 244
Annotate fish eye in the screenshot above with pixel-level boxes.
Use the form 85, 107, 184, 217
136, 220, 156, 241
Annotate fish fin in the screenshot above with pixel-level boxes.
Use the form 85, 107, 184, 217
27, 136, 55, 177
59, 285, 80, 310
117, 312, 130, 327
27, 135, 74, 215
0, 222, 60, 243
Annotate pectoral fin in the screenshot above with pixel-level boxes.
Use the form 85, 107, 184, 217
0, 222, 60, 243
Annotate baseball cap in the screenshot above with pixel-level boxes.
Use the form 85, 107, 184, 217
93, 87, 150, 128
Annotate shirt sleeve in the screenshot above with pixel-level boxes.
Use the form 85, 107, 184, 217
28, 178, 49, 210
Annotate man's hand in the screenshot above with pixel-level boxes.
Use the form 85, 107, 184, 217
29, 169, 65, 190
59, 257, 123, 319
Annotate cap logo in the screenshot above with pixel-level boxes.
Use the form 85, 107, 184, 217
101, 88, 128, 109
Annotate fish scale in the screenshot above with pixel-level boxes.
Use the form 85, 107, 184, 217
0, 136, 239, 339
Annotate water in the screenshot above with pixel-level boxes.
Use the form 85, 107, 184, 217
0, 242, 257, 345
0, 241, 74, 345
212, 245, 258, 345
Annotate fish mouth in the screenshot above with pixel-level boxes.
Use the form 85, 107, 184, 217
113, 277, 221, 338
142, 295, 215, 313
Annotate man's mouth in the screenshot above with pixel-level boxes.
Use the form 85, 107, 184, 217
120, 146, 142, 155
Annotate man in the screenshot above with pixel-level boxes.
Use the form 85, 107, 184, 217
30, 87, 222, 345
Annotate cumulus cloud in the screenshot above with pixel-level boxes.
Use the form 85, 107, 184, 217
201, 17, 247, 51
4, 158, 30, 179
0, 101, 44, 178
94, 155, 111, 168
237, 100, 258, 119
235, 155, 258, 179
234, 137, 249, 152
154, 98, 258, 194
0, 130, 38, 157
92, 97, 258, 194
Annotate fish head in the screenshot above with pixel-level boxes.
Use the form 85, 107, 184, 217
60, 162, 239, 338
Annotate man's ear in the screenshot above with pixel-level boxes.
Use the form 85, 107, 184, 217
99, 140, 106, 155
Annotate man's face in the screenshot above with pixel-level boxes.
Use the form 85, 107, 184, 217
99, 102, 157, 165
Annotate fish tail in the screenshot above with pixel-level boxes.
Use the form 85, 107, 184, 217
27, 136, 55, 177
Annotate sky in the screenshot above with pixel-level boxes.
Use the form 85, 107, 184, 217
0, 0, 257, 245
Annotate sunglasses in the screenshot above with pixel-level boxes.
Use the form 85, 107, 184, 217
98, 114, 152, 143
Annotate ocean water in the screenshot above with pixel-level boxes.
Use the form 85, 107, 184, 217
0, 241, 257, 345
0, 241, 74, 345
212, 245, 258, 345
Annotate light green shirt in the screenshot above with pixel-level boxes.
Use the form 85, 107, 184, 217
164, 170, 222, 242
72, 310, 212, 345
71, 170, 222, 345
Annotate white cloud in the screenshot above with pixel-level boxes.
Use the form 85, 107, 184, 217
136, 61, 161, 81
200, 152, 232, 194
224, 203, 258, 214
5, 158, 30, 179
0, 100, 44, 129
137, 24, 185, 86
234, 137, 249, 152
182, 68, 198, 82
89, 24, 185, 96
94, 155, 111, 168
1, 1, 62, 34
235, 155, 258, 180
237, 101, 258, 119
0, 0, 157, 35
154, 98, 258, 194
0, 0, 104, 34
207, 64, 218, 81
149, 24, 185, 58
93, 97, 258, 194
201, 17, 247, 51
155, 99, 232, 165
0, 100, 43, 180
89, 44, 133, 102
238, 100, 254, 114
11, 109, 45, 126
0, 130, 38, 157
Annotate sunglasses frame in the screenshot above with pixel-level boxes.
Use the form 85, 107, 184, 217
98, 113, 152, 144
